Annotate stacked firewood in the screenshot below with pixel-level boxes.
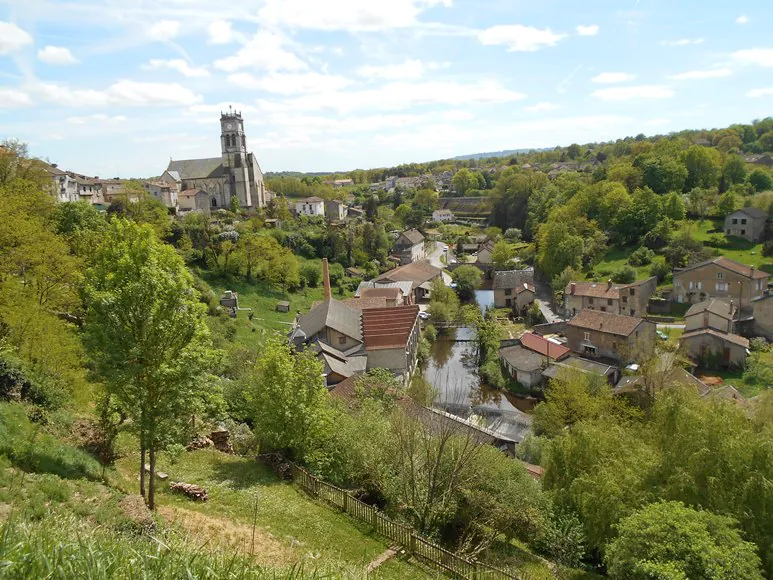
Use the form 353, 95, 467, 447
169, 481, 208, 501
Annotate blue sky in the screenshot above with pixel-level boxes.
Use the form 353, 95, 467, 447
0, 0, 772, 177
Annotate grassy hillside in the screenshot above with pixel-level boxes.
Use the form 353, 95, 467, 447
0, 402, 426, 579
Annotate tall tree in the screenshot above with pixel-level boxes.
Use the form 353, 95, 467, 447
83, 219, 213, 510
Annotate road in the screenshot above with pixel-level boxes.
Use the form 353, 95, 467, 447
427, 242, 453, 285
532, 275, 563, 323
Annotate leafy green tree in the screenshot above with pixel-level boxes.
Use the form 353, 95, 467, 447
413, 188, 438, 212
663, 192, 686, 221
749, 169, 773, 193
452, 265, 483, 301
723, 155, 747, 186
537, 214, 584, 280
606, 501, 763, 580
682, 145, 721, 190
649, 256, 671, 283
614, 187, 663, 245
83, 219, 214, 509
717, 191, 737, 217
428, 278, 459, 325
639, 157, 688, 194
452, 168, 477, 196
491, 240, 515, 270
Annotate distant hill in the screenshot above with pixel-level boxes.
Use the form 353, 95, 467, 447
451, 148, 548, 161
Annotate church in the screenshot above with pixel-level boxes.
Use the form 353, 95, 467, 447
163, 110, 269, 212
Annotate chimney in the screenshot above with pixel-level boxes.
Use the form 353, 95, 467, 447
570, 283, 576, 295
322, 258, 331, 300
607, 279, 613, 290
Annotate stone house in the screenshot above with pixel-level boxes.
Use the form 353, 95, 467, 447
499, 333, 571, 388
564, 277, 657, 318
143, 180, 179, 209
325, 199, 348, 222
476, 240, 497, 265
493, 269, 535, 310
178, 189, 210, 214
361, 306, 421, 378
432, 209, 455, 223
672, 257, 769, 307
374, 261, 442, 302
566, 310, 656, 364
680, 329, 749, 367
296, 196, 325, 217
392, 229, 426, 265
752, 291, 773, 340
724, 207, 767, 243
684, 299, 737, 334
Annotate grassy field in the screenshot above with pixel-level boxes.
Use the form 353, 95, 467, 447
680, 218, 772, 272
591, 246, 653, 282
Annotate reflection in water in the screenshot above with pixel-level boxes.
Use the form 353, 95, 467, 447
475, 289, 494, 314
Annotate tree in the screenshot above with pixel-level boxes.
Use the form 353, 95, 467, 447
749, 169, 773, 193
683, 145, 721, 190
639, 157, 688, 194
83, 219, 214, 510
663, 192, 686, 221
723, 155, 747, 186
606, 501, 763, 580
491, 240, 515, 270
452, 168, 477, 196
536, 214, 584, 280
452, 265, 483, 301
428, 278, 460, 325
243, 337, 332, 464
717, 191, 737, 218
413, 188, 438, 212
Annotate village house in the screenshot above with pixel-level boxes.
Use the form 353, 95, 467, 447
542, 355, 619, 385
680, 329, 749, 367
361, 306, 421, 378
375, 261, 443, 302
142, 180, 179, 209
392, 229, 426, 265
476, 240, 496, 265
566, 310, 656, 364
355, 280, 414, 305
43, 164, 79, 203
178, 189, 210, 214
431, 209, 455, 223
499, 333, 571, 388
296, 196, 325, 217
752, 290, 773, 339
323, 178, 354, 188
724, 207, 767, 243
672, 256, 769, 307
564, 277, 657, 318
684, 299, 737, 334
325, 199, 348, 222
493, 269, 535, 311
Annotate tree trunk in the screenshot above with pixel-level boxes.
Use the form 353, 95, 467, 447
148, 445, 156, 511
139, 438, 146, 500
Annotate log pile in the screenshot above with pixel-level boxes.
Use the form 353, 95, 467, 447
259, 453, 293, 480
209, 429, 234, 454
186, 436, 213, 451
169, 481, 208, 501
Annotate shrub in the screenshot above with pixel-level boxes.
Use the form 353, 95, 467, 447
763, 239, 773, 257
612, 265, 637, 284
537, 510, 586, 568
300, 263, 321, 288
627, 246, 654, 267
222, 418, 259, 456
424, 324, 438, 343
649, 256, 671, 283
165, 443, 186, 465
749, 337, 770, 353
706, 233, 727, 247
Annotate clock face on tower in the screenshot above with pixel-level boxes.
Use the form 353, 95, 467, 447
225, 123, 234, 130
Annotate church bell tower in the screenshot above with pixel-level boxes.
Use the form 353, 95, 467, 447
220, 106, 253, 208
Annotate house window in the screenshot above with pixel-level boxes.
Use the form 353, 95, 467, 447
631, 309, 636, 316
726, 229, 731, 235
588, 298, 594, 305
717, 272, 723, 280
757, 280, 764, 291
612, 341, 617, 349
630, 288, 635, 295
741, 218, 747, 225
689, 281, 694, 290
504, 289, 512, 296
584, 332, 590, 341
716, 282, 728, 292
338, 336, 347, 346
732, 218, 738, 224
741, 230, 746, 236
608, 298, 613, 305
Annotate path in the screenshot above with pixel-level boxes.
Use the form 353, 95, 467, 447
365, 546, 401, 572
532, 276, 562, 323
427, 242, 453, 284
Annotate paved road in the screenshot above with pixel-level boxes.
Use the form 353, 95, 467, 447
427, 242, 453, 284
532, 275, 563, 323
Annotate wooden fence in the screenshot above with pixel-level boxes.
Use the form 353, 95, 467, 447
289, 463, 522, 579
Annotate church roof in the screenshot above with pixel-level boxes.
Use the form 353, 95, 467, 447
167, 157, 225, 180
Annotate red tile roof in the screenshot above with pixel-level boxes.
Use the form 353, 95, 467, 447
568, 309, 648, 337
676, 256, 768, 280
362, 305, 419, 350
520, 333, 571, 360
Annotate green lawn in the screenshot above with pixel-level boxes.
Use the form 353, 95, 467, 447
591, 246, 653, 282
681, 219, 773, 273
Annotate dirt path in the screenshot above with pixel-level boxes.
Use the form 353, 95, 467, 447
366, 546, 401, 573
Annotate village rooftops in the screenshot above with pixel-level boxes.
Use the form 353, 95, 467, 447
731, 207, 768, 220
359, 287, 403, 300
685, 298, 737, 320
296, 299, 363, 343
565, 276, 656, 299
520, 332, 571, 359
342, 297, 388, 311
567, 309, 646, 337
493, 269, 534, 290
376, 260, 442, 287
355, 280, 414, 297
167, 158, 225, 180
675, 256, 768, 280
397, 229, 425, 245
542, 355, 617, 380
361, 305, 419, 350
499, 345, 549, 373
680, 328, 750, 348
303, 196, 324, 203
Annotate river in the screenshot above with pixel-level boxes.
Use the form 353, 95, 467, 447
422, 290, 536, 444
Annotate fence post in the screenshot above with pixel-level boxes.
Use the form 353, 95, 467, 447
371, 506, 377, 528
343, 492, 349, 513
409, 532, 416, 555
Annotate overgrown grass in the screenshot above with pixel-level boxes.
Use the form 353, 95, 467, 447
590, 247, 653, 282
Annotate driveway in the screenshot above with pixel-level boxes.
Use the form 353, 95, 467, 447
532, 275, 563, 323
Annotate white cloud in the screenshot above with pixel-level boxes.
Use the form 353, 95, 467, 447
66, 114, 127, 124
147, 20, 180, 41
31, 80, 202, 107
668, 68, 733, 80
37, 45, 79, 65
0, 21, 33, 55
747, 88, 773, 98
524, 101, 559, 112
142, 58, 210, 77
208, 20, 236, 44
591, 72, 636, 84
661, 38, 704, 47
591, 85, 674, 101
576, 24, 599, 36
356, 59, 447, 80
258, 0, 451, 31
257, 79, 526, 114
213, 30, 307, 72
733, 48, 773, 67
479, 24, 566, 52
0, 88, 32, 108
227, 71, 352, 95
736, 15, 750, 24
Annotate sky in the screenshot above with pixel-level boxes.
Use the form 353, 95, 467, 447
0, 0, 772, 177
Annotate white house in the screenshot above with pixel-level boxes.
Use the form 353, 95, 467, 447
432, 209, 455, 223
143, 180, 179, 209
296, 196, 325, 217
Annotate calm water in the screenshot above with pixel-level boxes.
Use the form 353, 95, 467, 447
423, 324, 536, 443
475, 289, 494, 314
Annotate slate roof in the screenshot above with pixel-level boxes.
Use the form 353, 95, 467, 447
675, 256, 768, 280
164, 170, 181, 181
303, 196, 324, 202
361, 305, 419, 350
342, 297, 389, 311
731, 207, 768, 219
680, 328, 750, 348
355, 280, 414, 297
167, 157, 225, 180
566, 281, 622, 299
376, 261, 442, 287
398, 229, 425, 245
493, 269, 535, 290
568, 309, 647, 337
297, 299, 363, 343
499, 345, 546, 373
542, 355, 617, 379
360, 288, 402, 300
685, 298, 736, 320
